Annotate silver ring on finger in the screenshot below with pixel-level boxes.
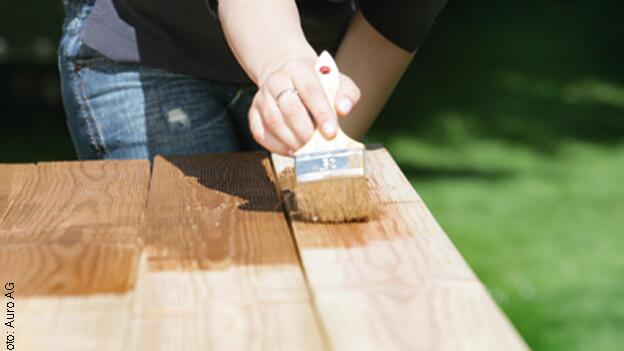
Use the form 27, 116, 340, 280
275, 88, 298, 108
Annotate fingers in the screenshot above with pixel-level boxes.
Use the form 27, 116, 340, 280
248, 107, 291, 156
248, 89, 305, 155
259, 90, 303, 151
290, 65, 338, 139
248, 57, 361, 155
268, 77, 315, 144
335, 74, 361, 117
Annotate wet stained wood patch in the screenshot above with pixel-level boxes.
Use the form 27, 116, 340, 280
0, 148, 528, 350
143, 153, 300, 270
135, 153, 324, 350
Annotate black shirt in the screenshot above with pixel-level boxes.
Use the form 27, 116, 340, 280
81, 0, 446, 84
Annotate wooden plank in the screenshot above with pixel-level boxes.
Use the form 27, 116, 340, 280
0, 160, 150, 350
280, 203, 477, 289
0, 161, 149, 243
272, 148, 529, 350
0, 242, 138, 296
14, 294, 136, 351
0, 163, 34, 223
313, 281, 527, 351
135, 153, 325, 350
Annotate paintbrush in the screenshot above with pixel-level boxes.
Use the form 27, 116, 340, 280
292, 51, 372, 222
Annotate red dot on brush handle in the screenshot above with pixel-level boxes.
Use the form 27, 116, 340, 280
319, 66, 331, 74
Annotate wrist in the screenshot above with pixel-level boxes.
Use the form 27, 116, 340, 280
254, 44, 317, 86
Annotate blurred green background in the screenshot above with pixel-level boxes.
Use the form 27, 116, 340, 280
1, 1, 622, 350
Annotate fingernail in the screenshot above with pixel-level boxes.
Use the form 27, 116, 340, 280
322, 121, 336, 137
338, 98, 352, 114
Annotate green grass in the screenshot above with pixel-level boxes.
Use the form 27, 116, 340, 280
367, 2, 624, 349
374, 136, 624, 350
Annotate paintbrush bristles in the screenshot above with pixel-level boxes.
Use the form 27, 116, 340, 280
278, 167, 373, 223
295, 177, 372, 223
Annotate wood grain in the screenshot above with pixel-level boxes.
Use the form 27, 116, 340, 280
272, 148, 529, 350
0, 160, 150, 350
135, 153, 325, 350
15, 294, 136, 351
0, 164, 34, 223
1, 150, 529, 350
0, 242, 138, 296
0, 160, 149, 295
0, 161, 149, 244
313, 281, 527, 351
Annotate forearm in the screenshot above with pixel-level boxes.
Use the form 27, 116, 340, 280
218, 0, 317, 85
336, 11, 415, 139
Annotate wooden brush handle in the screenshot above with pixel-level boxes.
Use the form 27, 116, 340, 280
295, 51, 363, 155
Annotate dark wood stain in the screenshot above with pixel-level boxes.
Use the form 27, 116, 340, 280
0, 160, 150, 297
144, 153, 300, 271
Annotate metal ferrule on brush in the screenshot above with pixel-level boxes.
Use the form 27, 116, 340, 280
295, 148, 366, 183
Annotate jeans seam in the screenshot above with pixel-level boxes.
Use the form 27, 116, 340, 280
72, 60, 108, 158
81, 65, 109, 156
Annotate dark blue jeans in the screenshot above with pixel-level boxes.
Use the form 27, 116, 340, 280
58, 0, 260, 160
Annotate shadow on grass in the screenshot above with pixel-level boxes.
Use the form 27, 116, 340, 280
370, 0, 624, 154
398, 163, 511, 181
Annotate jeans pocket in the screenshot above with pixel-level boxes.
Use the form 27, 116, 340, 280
72, 42, 108, 65
60, 0, 114, 67
64, 37, 125, 76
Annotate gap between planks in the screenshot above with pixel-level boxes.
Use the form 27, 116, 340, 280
270, 147, 529, 351
0, 151, 529, 350
133, 153, 327, 350
1, 156, 328, 350
265, 161, 334, 351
